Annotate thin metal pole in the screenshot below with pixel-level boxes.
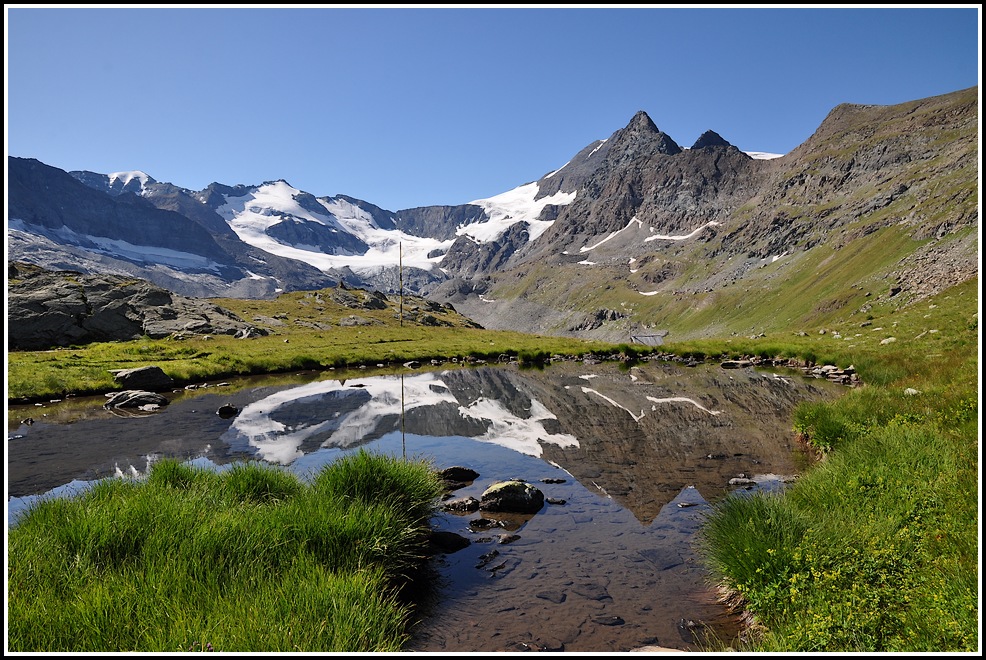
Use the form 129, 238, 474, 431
399, 241, 404, 327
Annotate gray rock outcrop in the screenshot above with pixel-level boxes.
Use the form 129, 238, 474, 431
7, 262, 268, 350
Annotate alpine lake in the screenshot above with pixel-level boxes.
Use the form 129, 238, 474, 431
6, 357, 847, 652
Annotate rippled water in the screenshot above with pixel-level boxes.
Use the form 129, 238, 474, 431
6, 359, 844, 652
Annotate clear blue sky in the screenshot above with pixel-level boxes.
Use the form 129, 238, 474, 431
5, 5, 981, 212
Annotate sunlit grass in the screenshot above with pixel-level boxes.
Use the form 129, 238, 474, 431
7, 323, 622, 403
694, 277, 979, 652
7, 451, 445, 652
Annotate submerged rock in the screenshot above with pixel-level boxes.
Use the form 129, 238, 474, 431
428, 530, 471, 554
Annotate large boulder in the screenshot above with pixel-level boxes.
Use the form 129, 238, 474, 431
479, 480, 545, 514
109, 366, 175, 392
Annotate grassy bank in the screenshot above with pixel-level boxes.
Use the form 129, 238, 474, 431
7, 450, 446, 652
6, 324, 621, 403
669, 277, 979, 651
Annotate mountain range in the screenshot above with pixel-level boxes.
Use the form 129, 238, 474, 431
6, 86, 978, 344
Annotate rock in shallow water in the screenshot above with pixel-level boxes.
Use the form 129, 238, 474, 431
479, 480, 545, 514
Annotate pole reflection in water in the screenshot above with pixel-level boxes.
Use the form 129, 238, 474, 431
401, 371, 406, 460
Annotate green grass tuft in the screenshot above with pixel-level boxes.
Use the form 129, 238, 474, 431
7, 452, 445, 652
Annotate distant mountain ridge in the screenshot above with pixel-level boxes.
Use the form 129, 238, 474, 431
6, 85, 978, 342
6, 108, 782, 302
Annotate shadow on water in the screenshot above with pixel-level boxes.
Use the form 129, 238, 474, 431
6, 359, 845, 652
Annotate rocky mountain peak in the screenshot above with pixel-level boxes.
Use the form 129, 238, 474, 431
69, 169, 158, 196
626, 110, 660, 133
600, 110, 683, 168
690, 130, 733, 150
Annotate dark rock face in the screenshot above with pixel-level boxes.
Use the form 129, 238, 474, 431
441, 221, 532, 279
7, 262, 268, 350
394, 204, 490, 241
9, 157, 232, 266
525, 117, 759, 254
265, 216, 369, 255
690, 129, 733, 150
533, 138, 614, 201
441, 111, 759, 286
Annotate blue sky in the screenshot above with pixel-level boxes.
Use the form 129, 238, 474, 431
5, 5, 981, 212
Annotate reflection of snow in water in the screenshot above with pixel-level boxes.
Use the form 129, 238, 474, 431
113, 453, 159, 479
462, 397, 577, 456
222, 371, 577, 464
581, 387, 647, 422
580, 373, 722, 420
646, 396, 722, 415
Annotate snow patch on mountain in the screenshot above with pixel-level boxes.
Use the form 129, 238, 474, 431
214, 180, 451, 274
644, 221, 721, 242
463, 182, 576, 243
580, 217, 645, 252
745, 151, 784, 160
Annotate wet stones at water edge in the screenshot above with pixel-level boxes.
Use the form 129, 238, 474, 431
443, 496, 480, 512
433, 470, 549, 556
437, 469, 546, 515
427, 530, 471, 554
438, 465, 480, 491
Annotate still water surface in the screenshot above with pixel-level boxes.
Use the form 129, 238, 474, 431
6, 359, 844, 652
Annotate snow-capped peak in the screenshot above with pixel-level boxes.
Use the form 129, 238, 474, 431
108, 170, 153, 187
213, 180, 451, 275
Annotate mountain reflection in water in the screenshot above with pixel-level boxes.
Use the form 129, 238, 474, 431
6, 360, 844, 651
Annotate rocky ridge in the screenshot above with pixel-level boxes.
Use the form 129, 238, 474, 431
6, 262, 268, 350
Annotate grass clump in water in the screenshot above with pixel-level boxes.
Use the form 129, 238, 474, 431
7, 450, 446, 653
